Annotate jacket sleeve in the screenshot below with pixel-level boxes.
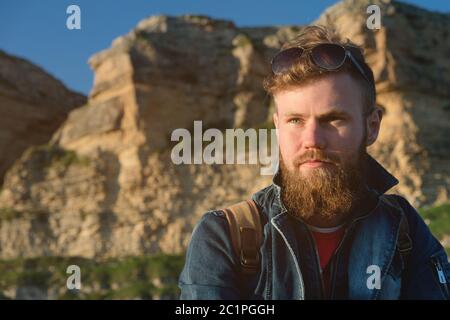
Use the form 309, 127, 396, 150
178, 210, 242, 299
396, 196, 450, 300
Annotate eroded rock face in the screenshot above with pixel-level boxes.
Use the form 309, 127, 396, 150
0, 50, 86, 184
0, 145, 270, 258
0, 0, 448, 259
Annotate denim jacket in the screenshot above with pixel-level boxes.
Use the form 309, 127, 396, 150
179, 155, 450, 299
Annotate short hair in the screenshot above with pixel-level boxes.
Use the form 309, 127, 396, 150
263, 25, 376, 116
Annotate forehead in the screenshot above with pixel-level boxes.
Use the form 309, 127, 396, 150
273, 73, 364, 117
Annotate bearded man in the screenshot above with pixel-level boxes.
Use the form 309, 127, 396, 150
179, 26, 449, 300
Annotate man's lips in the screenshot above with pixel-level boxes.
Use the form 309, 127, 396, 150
300, 159, 333, 167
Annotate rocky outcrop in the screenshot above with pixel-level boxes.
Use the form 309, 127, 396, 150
0, 50, 86, 184
0, 0, 448, 260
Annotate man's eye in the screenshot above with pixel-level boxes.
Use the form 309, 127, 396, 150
288, 118, 302, 124
328, 118, 345, 124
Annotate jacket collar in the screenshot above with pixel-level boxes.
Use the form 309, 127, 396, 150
363, 154, 399, 195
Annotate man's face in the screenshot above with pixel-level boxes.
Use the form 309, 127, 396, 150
273, 72, 381, 226
274, 72, 368, 174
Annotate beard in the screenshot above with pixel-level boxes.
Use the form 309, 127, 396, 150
279, 141, 368, 225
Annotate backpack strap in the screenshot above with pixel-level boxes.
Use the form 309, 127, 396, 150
221, 199, 263, 275
380, 195, 413, 264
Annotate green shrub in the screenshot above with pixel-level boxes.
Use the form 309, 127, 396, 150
419, 202, 450, 255
0, 254, 185, 300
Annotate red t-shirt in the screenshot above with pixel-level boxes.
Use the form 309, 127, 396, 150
310, 225, 346, 297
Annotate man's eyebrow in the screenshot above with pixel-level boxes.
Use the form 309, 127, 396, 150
282, 112, 305, 117
317, 110, 351, 120
282, 110, 351, 119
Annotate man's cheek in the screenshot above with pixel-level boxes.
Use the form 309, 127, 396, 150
329, 135, 360, 157
279, 138, 297, 160
342, 126, 365, 148
283, 132, 302, 153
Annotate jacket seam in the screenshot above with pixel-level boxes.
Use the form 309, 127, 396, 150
271, 213, 305, 300
373, 208, 402, 300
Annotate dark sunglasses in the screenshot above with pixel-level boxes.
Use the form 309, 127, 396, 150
271, 43, 372, 85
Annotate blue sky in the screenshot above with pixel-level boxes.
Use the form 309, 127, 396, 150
1, 0, 448, 96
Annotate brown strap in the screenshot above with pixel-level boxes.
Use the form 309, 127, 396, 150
221, 199, 262, 274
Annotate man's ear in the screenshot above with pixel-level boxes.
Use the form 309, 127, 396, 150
273, 111, 279, 141
273, 111, 279, 129
366, 106, 383, 146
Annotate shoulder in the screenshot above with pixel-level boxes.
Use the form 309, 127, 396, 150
251, 184, 278, 220
190, 210, 230, 243
385, 194, 446, 258
382, 194, 421, 228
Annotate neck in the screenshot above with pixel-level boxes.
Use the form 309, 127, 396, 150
307, 223, 345, 233
305, 214, 349, 228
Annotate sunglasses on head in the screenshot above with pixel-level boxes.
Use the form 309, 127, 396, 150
270, 43, 372, 86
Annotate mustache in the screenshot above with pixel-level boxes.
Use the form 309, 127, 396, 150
293, 149, 340, 166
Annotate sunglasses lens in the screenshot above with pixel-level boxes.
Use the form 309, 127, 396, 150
271, 47, 304, 75
311, 44, 346, 70
346, 45, 365, 60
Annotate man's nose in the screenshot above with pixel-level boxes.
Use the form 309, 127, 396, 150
302, 120, 326, 150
